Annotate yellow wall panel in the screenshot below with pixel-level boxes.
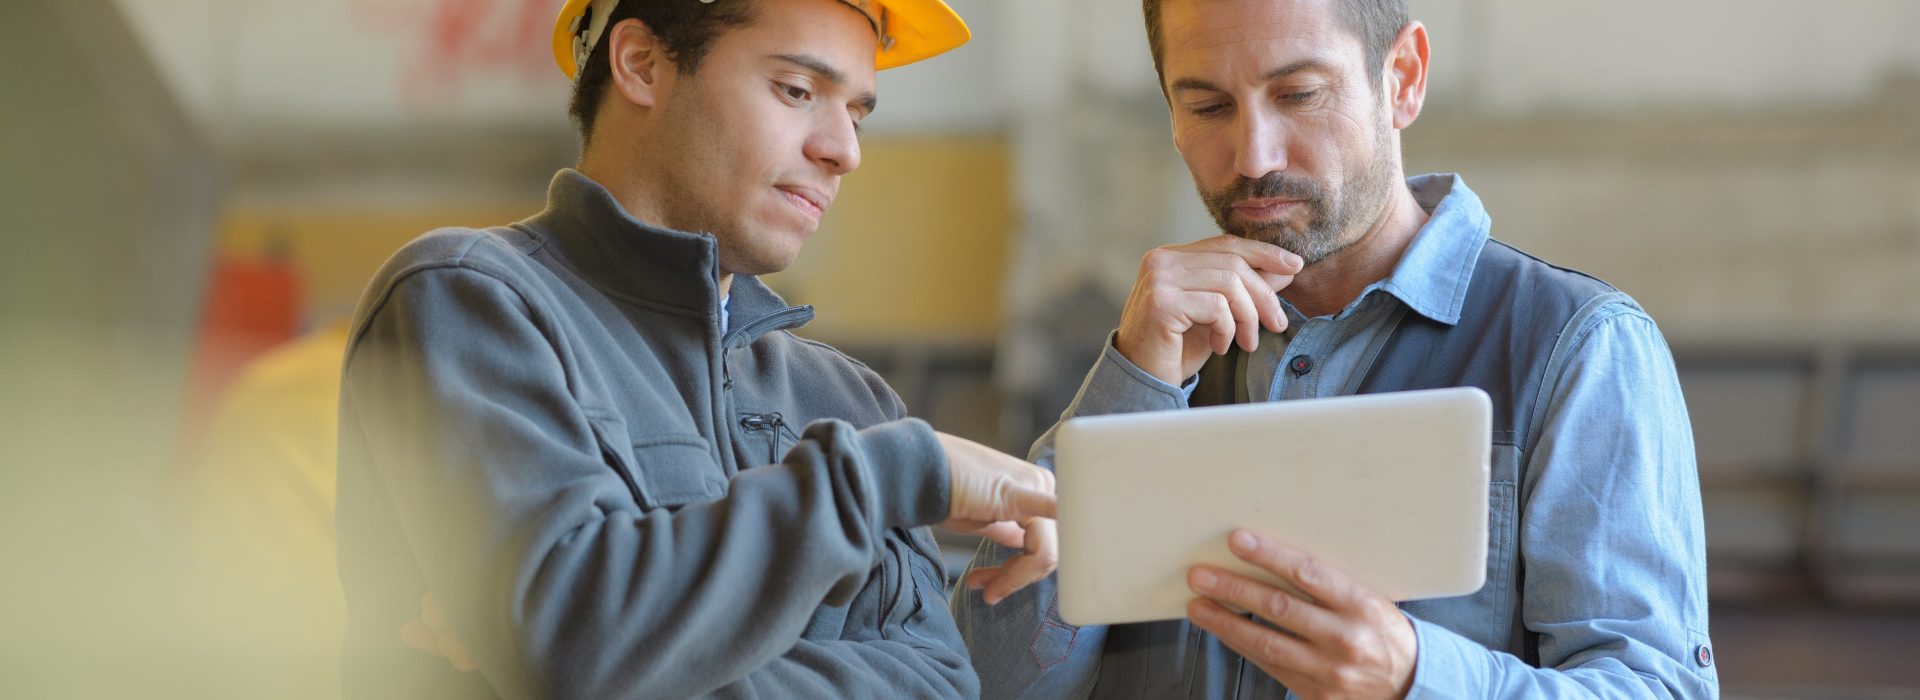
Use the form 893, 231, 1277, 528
765, 135, 1013, 342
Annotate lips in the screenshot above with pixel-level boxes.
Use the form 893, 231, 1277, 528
1230, 197, 1305, 220
776, 185, 829, 221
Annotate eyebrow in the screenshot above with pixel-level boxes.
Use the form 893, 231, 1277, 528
772, 53, 879, 114
1169, 59, 1333, 95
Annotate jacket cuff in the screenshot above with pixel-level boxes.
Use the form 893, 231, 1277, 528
1063, 331, 1194, 418
855, 417, 951, 529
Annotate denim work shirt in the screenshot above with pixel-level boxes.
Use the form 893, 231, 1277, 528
956, 175, 1718, 699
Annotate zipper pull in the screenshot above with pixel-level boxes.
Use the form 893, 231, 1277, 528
738, 413, 777, 464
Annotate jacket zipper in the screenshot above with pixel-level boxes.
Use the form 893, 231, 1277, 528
739, 412, 789, 464
718, 305, 810, 471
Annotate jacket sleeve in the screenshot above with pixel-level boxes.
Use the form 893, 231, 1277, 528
954, 333, 1190, 699
340, 265, 953, 698
701, 358, 981, 698
711, 593, 976, 698
1403, 305, 1718, 699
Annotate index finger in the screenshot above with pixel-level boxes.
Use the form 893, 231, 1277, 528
1183, 235, 1304, 275
1005, 483, 1058, 520
1227, 528, 1366, 611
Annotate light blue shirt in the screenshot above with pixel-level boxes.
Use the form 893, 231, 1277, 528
956, 174, 1717, 699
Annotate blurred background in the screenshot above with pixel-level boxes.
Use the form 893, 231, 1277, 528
3, 0, 1917, 697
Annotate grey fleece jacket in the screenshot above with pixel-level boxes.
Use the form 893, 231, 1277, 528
336, 169, 974, 699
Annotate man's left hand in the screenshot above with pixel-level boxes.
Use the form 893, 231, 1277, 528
1187, 529, 1418, 700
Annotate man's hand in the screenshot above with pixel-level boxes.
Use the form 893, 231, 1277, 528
1187, 529, 1418, 700
1116, 236, 1304, 386
402, 592, 476, 672
934, 431, 1059, 606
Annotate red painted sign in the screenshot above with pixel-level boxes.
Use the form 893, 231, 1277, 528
351, 0, 559, 101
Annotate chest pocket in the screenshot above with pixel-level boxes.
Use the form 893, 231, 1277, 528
590, 415, 727, 510
631, 435, 728, 507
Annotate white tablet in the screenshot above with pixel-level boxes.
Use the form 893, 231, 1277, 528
1054, 387, 1491, 626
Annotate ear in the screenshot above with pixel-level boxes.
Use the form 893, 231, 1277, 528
606, 18, 672, 110
1383, 20, 1430, 130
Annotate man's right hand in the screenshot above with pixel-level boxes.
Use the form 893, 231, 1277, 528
933, 431, 1058, 605
1115, 236, 1304, 386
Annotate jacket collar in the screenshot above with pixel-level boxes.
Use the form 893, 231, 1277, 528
521, 169, 813, 342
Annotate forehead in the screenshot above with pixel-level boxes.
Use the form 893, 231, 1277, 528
1159, 0, 1362, 81
710, 0, 880, 81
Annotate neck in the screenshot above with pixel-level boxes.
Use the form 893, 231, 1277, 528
576, 144, 736, 298
1280, 181, 1429, 318
577, 139, 670, 233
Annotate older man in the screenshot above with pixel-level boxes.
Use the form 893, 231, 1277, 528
957, 0, 1717, 698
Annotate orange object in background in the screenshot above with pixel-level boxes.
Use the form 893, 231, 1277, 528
177, 250, 306, 467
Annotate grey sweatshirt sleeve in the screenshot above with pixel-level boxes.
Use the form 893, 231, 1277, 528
954, 332, 1189, 699
340, 265, 957, 698
695, 362, 980, 699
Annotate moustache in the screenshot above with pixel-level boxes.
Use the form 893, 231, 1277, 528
1216, 172, 1325, 206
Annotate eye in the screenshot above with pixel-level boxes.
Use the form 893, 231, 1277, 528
1279, 90, 1320, 104
1189, 102, 1230, 118
776, 82, 813, 105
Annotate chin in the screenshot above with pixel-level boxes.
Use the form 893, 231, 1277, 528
728, 242, 806, 277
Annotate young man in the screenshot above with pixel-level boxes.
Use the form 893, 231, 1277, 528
337, 1, 1057, 697
958, 0, 1717, 698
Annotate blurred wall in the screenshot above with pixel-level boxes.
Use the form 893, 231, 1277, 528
1, 0, 219, 696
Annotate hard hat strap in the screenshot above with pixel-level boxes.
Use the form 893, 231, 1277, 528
570, 0, 621, 78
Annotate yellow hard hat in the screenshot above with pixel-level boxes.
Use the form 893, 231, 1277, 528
551, 0, 970, 80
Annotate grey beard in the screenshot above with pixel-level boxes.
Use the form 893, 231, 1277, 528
1201, 172, 1352, 265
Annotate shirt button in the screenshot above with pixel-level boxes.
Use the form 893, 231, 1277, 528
1694, 644, 1713, 668
1289, 355, 1315, 376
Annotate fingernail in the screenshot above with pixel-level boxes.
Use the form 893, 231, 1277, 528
1232, 530, 1258, 552
1192, 569, 1217, 591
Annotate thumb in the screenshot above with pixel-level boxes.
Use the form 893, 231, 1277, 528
974, 520, 1029, 549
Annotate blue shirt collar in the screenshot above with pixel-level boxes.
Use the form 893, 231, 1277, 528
1369, 173, 1490, 327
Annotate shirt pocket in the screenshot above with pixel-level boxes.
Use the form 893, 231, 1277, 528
1401, 440, 1522, 650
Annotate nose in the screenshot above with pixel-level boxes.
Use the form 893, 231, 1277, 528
1232, 108, 1287, 180
805, 115, 862, 176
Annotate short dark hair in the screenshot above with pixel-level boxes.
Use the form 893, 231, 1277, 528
568, 0, 760, 146
1142, 0, 1408, 96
